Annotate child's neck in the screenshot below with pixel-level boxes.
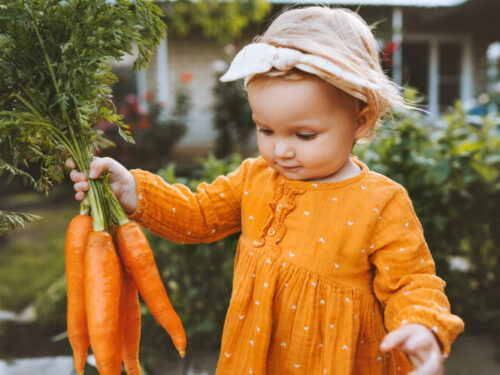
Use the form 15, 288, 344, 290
309, 157, 361, 183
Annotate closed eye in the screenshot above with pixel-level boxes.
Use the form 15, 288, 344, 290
296, 133, 317, 140
257, 127, 273, 135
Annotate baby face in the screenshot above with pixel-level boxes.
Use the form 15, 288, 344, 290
247, 73, 370, 183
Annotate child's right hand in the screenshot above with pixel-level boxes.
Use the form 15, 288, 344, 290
66, 156, 138, 214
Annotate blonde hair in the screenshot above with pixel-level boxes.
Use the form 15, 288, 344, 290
254, 6, 403, 141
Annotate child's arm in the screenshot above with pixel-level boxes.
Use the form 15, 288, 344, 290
381, 323, 443, 375
68, 156, 253, 243
67, 157, 138, 213
127, 164, 248, 243
368, 185, 464, 361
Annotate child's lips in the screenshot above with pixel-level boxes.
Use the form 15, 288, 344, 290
279, 164, 302, 171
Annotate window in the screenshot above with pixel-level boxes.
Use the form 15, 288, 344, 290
402, 35, 473, 115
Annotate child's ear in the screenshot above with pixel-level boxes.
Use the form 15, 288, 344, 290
354, 106, 377, 138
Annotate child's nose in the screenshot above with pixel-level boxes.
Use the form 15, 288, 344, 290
274, 139, 295, 159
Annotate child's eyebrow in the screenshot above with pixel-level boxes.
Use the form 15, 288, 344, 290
252, 117, 269, 127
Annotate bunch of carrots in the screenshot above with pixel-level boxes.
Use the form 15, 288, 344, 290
65, 196, 186, 375
0, 1, 184, 373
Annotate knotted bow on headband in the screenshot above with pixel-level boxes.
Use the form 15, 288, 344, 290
220, 43, 380, 103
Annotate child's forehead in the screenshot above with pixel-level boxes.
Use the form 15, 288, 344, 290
248, 72, 363, 112
248, 74, 362, 126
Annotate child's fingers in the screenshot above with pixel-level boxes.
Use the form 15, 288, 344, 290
380, 326, 413, 352
89, 156, 116, 179
408, 353, 424, 368
75, 191, 85, 201
408, 350, 443, 375
69, 169, 87, 183
65, 158, 76, 169
404, 333, 433, 353
74, 181, 89, 193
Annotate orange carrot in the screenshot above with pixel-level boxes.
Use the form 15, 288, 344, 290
116, 221, 186, 358
122, 271, 142, 375
65, 214, 93, 375
85, 230, 125, 375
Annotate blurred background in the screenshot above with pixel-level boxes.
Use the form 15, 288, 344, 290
1, 0, 500, 374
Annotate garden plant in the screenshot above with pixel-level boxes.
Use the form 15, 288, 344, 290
0, 1, 188, 374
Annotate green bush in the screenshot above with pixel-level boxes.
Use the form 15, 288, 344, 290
212, 71, 255, 158
356, 89, 500, 338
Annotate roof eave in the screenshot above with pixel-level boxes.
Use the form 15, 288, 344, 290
268, 0, 468, 7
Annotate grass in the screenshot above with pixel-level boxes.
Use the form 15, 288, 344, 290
0, 200, 77, 312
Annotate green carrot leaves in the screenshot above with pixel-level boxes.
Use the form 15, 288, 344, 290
0, 0, 165, 230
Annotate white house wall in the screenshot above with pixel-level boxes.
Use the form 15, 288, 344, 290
147, 37, 230, 151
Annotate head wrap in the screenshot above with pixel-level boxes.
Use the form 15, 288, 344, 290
220, 43, 380, 103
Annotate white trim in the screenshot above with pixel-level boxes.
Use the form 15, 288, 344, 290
157, 33, 169, 110
266, 0, 468, 6
428, 38, 439, 116
460, 37, 474, 106
136, 69, 148, 113
392, 7, 403, 86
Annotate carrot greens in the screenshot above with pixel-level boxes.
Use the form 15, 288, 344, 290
0, 0, 165, 231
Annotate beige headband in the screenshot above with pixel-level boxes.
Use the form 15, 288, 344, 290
220, 43, 380, 103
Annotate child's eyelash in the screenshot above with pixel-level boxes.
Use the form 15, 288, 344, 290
297, 133, 316, 140
257, 127, 316, 140
257, 127, 273, 135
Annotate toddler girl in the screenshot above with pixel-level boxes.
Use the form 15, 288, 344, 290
68, 6, 464, 375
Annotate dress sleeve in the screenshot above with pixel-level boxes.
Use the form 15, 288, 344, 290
127, 158, 254, 244
369, 185, 464, 355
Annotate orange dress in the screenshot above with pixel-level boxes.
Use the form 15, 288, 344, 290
129, 156, 464, 375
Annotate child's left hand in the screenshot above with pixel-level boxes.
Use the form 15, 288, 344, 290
380, 324, 443, 375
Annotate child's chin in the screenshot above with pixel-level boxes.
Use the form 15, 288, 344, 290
280, 168, 303, 179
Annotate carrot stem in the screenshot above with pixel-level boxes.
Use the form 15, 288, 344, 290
105, 182, 129, 226
79, 197, 90, 216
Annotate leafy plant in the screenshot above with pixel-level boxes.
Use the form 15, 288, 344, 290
159, 0, 271, 44
0, 0, 165, 231
0, 210, 41, 237
212, 71, 255, 158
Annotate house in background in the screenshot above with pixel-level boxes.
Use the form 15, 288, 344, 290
114, 0, 500, 162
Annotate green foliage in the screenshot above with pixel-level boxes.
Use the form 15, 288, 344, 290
356, 90, 500, 338
158, 0, 271, 43
0, 0, 165, 231
212, 72, 254, 158
0, 205, 75, 312
0, 210, 41, 237
34, 276, 67, 333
